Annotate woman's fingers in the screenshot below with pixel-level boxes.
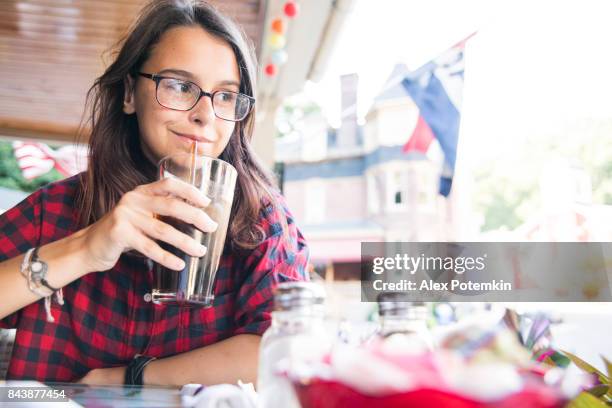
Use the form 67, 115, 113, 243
144, 177, 211, 208
137, 178, 218, 232
130, 233, 186, 271
145, 196, 218, 233
134, 236, 185, 271
133, 211, 207, 259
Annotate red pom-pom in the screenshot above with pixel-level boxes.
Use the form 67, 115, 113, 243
264, 63, 277, 76
283, 1, 299, 18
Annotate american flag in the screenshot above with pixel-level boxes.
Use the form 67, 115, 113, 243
12, 141, 88, 180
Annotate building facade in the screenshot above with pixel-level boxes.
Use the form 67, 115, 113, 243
277, 68, 453, 280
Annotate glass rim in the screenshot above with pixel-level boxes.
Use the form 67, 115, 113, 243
157, 152, 237, 175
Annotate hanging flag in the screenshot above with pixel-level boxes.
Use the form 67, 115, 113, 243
402, 115, 435, 154
402, 34, 473, 196
12, 141, 88, 180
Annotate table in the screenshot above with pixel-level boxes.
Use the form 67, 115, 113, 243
1, 380, 184, 407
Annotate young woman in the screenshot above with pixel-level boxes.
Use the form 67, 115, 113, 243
0, 0, 309, 386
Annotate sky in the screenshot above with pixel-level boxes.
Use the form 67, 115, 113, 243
303, 0, 488, 126
302, 0, 612, 166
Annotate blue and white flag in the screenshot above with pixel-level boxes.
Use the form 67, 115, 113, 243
402, 35, 472, 196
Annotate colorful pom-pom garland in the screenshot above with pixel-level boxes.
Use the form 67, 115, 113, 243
263, 2, 300, 77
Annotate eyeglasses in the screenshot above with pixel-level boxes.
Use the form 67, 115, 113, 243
138, 72, 255, 122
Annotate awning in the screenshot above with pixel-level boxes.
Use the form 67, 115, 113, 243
302, 220, 384, 263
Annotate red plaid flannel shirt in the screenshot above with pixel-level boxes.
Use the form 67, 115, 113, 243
0, 173, 309, 381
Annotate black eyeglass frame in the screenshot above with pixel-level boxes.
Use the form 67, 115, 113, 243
137, 72, 255, 122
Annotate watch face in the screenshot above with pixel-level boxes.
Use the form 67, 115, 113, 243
31, 261, 45, 279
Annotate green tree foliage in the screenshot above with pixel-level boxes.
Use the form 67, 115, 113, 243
475, 160, 539, 232
0, 141, 63, 192
275, 95, 323, 139
474, 118, 612, 233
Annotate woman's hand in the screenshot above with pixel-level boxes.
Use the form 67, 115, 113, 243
80, 178, 218, 273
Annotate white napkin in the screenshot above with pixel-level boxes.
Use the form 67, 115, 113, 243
180, 383, 255, 408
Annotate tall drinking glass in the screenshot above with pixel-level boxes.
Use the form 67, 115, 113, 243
151, 153, 237, 307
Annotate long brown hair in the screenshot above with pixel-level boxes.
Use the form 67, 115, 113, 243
77, 0, 280, 251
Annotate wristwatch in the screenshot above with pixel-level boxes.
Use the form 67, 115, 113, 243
29, 247, 60, 293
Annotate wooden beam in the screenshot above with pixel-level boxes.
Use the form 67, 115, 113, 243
0, 117, 87, 143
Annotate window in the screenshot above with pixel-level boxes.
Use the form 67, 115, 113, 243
394, 190, 403, 204
393, 171, 404, 206
387, 170, 408, 210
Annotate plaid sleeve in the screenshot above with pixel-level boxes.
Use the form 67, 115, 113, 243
0, 190, 42, 329
233, 195, 309, 336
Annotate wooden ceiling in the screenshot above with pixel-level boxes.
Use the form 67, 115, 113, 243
0, 0, 266, 142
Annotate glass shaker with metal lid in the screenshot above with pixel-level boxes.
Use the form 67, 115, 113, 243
375, 292, 434, 351
257, 282, 329, 408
